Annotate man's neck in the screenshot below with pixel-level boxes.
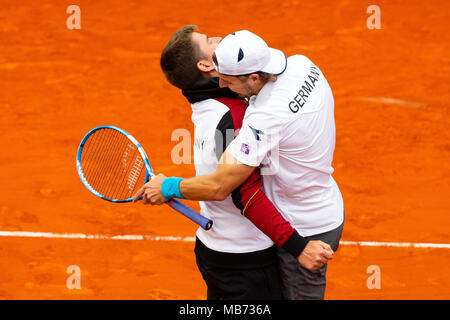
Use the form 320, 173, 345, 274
248, 80, 267, 98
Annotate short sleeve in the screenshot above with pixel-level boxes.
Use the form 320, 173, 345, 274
227, 111, 282, 167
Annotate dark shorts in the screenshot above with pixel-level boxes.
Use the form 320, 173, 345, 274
194, 238, 283, 300
277, 218, 345, 300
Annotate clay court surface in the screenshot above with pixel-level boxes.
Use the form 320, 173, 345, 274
0, 0, 449, 299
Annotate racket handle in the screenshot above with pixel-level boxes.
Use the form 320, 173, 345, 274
166, 199, 213, 231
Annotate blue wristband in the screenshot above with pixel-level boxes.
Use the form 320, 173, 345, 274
161, 177, 185, 200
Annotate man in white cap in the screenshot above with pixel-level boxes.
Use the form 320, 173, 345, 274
135, 30, 344, 300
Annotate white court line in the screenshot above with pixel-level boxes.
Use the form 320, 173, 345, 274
339, 241, 450, 249
355, 96, 426, 108
0, 230, 449, 249
0, 231, 196, 242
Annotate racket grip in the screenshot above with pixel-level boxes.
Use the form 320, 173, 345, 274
166, 199, 213, 231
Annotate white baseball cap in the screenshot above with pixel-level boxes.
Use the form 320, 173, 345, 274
213, 30, 287, 76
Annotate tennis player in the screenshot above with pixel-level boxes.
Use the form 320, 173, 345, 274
135, 30, 344, 300
136, 26, 332, 299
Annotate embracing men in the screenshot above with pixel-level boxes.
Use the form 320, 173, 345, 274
135, 26, 344, 300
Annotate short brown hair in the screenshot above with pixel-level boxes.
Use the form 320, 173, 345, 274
160, 25, 206, 90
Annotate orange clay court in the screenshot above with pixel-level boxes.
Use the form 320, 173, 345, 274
0, 0, 449, 300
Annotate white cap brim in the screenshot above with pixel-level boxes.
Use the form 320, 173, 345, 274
261, 48, 287, 76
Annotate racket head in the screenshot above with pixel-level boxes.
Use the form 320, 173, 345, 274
76, 126, 154, 202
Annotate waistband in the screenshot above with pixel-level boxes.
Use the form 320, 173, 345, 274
194, 237, 278, 269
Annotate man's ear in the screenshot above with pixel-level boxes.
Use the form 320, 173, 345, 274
249, 73, 260, 83
197, 59, 215, 73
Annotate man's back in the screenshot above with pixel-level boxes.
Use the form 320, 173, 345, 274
190, 96, 274, 253
227, 55, 344, 237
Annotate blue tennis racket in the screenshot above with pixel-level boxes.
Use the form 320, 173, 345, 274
76, 125, 213, 230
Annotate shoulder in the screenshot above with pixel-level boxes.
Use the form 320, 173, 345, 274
214, 97, 248, 120
287, 54, 314, 69
213, 97, 248, 131
191, 98, 231, 124
247, 54, 324, 121
253, 55, 315, 108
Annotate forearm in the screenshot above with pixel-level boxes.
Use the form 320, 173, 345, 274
179, 172, 228, 201
234, 169, 308, 257
179, 149, 255, 201
244, 190, 295, 245
134, 153, 253, 205
243, 191, 308, 257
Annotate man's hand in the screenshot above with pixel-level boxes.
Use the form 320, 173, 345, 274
298, 240, 334, 271
132, 173, 168, 205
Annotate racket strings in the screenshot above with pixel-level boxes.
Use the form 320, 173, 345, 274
80, 128, 147, 201
87, 128, 113, 190
86, 128, 119, 195
110, 139, 141, 199
101, 130, 132, 197
82, 128, 112, 196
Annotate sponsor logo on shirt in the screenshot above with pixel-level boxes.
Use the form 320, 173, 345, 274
248, 125, 264, 141
240, 143, 250, 155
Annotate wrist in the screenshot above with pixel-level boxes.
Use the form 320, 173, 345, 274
281, 230, 309, 258
161, 177, 185, 200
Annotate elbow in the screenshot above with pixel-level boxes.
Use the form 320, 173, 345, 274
210, 184, 229, 201
206, 170, 237, 201
214, 192, 228, 202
